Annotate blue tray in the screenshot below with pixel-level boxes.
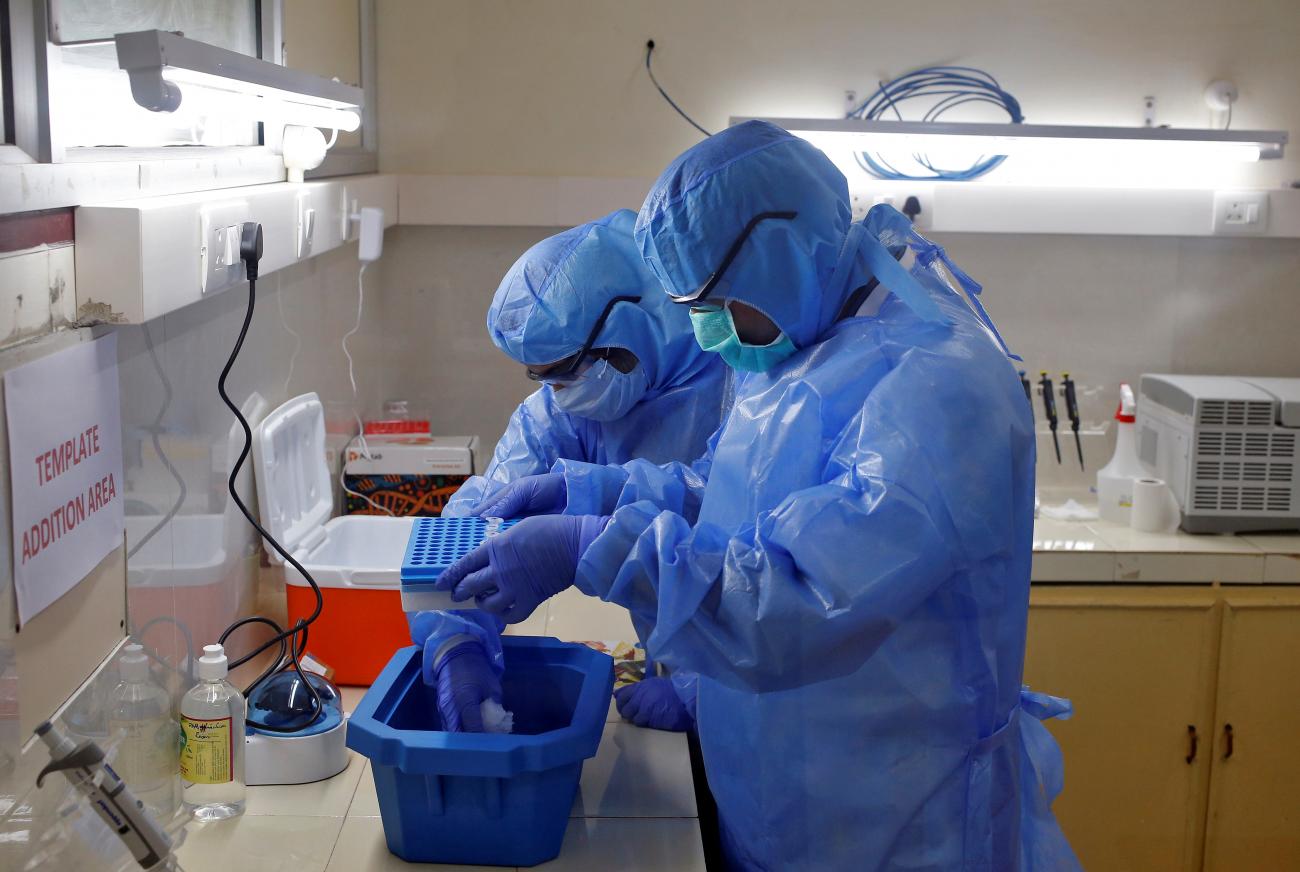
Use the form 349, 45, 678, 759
401, 517, 519, 582
346, 637, 615, 866
400, 517, 517, 611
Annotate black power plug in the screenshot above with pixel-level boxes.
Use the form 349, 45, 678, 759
239, 222, 264, 280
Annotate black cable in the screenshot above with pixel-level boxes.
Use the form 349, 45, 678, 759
214, 231, 325, 734
645, 40, 712, 138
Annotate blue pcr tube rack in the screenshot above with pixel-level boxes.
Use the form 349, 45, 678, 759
400, 517, 517, 612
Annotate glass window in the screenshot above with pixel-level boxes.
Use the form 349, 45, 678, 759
48, 0, 261, 149
1, 14, 9, 144
282, 0, 361, 149
49, 0, 258, 52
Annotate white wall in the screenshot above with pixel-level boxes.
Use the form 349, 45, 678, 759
380, 225, 1300, 493
374, 0, 1300, 493
377, 0, 1300, 186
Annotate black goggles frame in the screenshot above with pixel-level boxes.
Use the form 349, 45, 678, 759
525, 295, 642, 382
668, 210, 798, 305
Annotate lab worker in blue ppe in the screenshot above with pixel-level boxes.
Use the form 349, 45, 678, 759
411, 209, 723, 732
437, 121, 1081, 870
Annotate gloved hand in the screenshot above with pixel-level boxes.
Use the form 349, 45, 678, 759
437, 514, 609, 622
425, 640, 502, 733
474, 472, 567, 519
614, 677, 694, 732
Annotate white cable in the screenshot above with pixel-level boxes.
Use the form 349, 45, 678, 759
276, 276, 302, 397
340, 262, 396, 517
339, 434, 396, 517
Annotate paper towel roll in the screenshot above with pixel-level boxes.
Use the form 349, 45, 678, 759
1131, 477, 1177, 533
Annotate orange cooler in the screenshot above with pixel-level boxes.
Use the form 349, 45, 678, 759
253, 393, 420, 685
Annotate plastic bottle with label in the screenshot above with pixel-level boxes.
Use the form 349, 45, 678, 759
1097, 383, 1151, 524
108, 643, 179, 823
180, 644, 246, 821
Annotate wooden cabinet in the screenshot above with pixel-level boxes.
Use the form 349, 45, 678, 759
1202, 588, 1300, 872
1025, 585, 1300, 872
1024, 587, 1220, 872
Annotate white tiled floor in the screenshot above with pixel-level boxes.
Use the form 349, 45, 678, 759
533, 819, 707, 872
545, 586, 637, 641
324, 817, 496, 872
570, 723, 698, 819
179, 667, 703, 871
176, 814, 345, 872
243, 752, 368, 817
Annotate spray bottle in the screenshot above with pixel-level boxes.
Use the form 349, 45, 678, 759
1097, 383, 1150, 524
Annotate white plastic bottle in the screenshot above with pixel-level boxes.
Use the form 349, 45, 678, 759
180, 644, 246, 821
1097, 383, 1151, 524
108, 644, 179, 822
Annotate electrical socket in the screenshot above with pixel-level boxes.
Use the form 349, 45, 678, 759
296, 192, 316, 259
1212, 190, 1269, 235
198, 201, 251, 294
850, 189, 933, 229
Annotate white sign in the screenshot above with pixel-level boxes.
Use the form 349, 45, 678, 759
6, 334, 125, 625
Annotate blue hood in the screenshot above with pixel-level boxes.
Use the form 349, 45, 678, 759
488, 209, 714, 396
634, 120, 856, 349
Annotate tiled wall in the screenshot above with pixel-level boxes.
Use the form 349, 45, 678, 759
380, 226, 1300, 494
0, 240, 390, 870
377, 225, 552, 455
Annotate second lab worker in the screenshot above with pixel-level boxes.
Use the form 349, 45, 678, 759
412, 208, 725, 731
437, 122, 1080, 870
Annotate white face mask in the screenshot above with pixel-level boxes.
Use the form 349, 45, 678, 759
550, 358, 649, 422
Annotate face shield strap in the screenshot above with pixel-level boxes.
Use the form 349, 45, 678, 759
913, 241, 1020, 361
857, 230, 949, 326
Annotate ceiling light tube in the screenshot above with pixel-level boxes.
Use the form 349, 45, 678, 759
116, 30, 363, 125
733, 118, 1287, 163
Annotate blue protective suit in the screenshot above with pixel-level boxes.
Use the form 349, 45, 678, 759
556, 122, 1080, 871
420, 209, 726, 680
445, 208, 727, 515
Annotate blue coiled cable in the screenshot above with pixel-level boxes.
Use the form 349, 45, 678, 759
847, 66, 1023, 181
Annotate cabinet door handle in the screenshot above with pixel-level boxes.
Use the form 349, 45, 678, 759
1186, 725, 1198, 764
1222, 723, 1234, 759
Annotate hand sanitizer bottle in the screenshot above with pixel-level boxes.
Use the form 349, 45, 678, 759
108, 643, 179, 822
180, 644, 246, 820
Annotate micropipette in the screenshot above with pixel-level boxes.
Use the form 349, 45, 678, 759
1039, 372, 1061, 464
1061, 373, 1084, 470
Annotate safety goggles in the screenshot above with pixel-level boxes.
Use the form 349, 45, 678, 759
667, 210, 798, 305
525, 295, 641, 382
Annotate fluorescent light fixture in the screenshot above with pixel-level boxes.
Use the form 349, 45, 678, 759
116, 30, 363, 132
732, 117, 1287, 163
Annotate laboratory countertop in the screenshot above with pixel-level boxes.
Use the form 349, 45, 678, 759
174, 686, 705, 872
1032, 515, 1300, 583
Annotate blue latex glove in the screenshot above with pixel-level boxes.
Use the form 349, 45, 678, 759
425, 640, 502, 733
614, 676, 694, 732
437, 514, 609, 622
473, 472, 567, 518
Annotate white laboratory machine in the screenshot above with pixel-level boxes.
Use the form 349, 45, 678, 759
1137, 374, 1299, 533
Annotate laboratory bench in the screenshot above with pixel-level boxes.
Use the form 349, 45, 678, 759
174, 688, 705, 872
181, 585, 704, 872
227, 520, 1300, 871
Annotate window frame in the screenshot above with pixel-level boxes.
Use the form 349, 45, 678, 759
0, 0, 376, 208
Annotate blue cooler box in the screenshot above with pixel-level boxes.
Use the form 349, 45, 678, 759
346, 637, 615, 867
